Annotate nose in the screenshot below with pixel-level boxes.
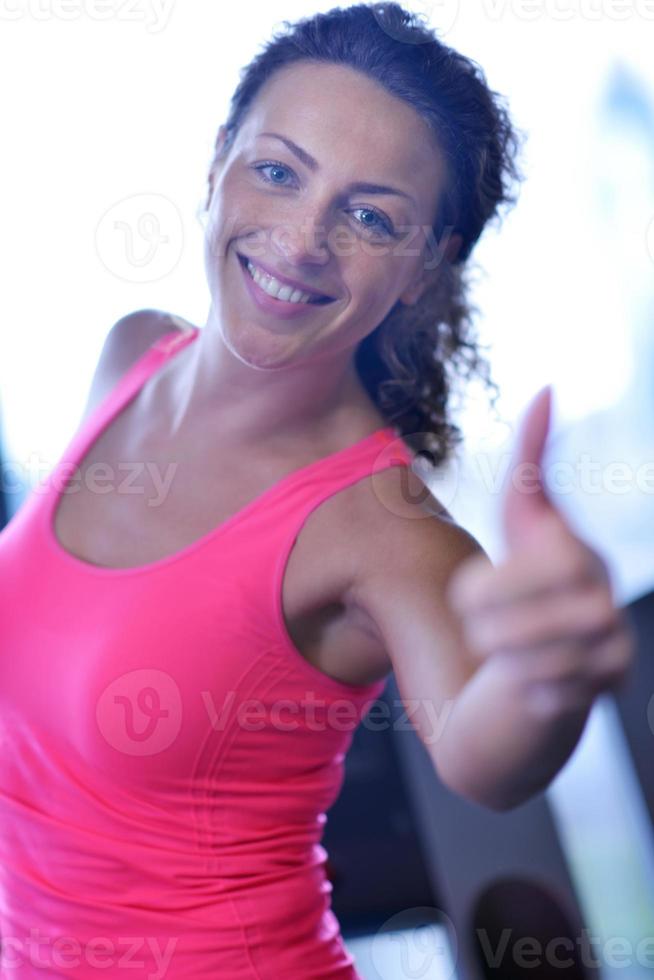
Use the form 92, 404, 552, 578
270, 212, 332, 270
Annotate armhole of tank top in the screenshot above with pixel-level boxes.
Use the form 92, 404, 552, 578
268, 448, 411, 699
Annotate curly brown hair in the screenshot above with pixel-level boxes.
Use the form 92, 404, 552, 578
204, 2, 527, 465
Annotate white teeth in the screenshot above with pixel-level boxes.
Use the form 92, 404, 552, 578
246, 259, 319, 304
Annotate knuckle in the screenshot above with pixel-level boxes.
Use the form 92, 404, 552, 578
555, 541, 590, 583
519, 623, 635, 712
615, 633, 636, 672
580, 586, 617, 632
562, 644, 592, 684
589, 631, 635, 690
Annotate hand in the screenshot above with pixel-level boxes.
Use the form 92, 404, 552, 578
446, 385, 636, 716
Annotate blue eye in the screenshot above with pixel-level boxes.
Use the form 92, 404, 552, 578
255, 162, 290, 185
252, 160, 397, 238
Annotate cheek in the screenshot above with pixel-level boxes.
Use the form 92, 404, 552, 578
351, 255, 407, 302
203, 205, 241, 275
202, 229, 220, 279
203, 173, 244, 250
354, 261, 411, 328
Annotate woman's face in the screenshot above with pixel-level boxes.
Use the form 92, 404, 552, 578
203, 60, 453, 369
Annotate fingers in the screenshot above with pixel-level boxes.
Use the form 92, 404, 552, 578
477, 621, 634, 720
461, 582, 618, 656
516, 621, 636, 714
447, 537, 609, 619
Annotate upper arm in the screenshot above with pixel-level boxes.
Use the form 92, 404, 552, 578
79, 308, 183, 425
348, 471, 493, 773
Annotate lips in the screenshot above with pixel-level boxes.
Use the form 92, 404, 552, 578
236, 253, 334, 304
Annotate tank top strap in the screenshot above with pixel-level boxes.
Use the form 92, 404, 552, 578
149, 322, 199, 355
365, 425, 414, 468
111, 324, 198, 400
38, 326, 198, 500
79, 325, 198, 434
303, 424, 415, 528
234, 423, 415, 559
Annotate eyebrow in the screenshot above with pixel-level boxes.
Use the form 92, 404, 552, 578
257, 131, 417, 209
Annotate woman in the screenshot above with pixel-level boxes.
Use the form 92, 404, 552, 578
0, 3, 634, 977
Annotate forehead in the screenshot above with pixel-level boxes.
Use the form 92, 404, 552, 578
237, 61, 445, 192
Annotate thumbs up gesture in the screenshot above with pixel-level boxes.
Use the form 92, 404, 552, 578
447, 386, 636, 715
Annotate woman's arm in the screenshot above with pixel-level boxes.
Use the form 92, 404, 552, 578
350, 506, 631, 813
349, 514, 560, 811
348, 390, 634, 813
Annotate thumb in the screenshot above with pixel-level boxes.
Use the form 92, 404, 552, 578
501, 384, 556, 552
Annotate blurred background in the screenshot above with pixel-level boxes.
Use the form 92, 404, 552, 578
1, 2, 653, 977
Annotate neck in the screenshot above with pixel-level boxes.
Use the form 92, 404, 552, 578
153, 305, 385, 446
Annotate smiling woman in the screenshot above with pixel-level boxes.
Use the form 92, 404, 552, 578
200, 6, 526, 464
0, 3, 553, 980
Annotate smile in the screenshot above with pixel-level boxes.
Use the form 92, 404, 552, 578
237, 254, 334, 305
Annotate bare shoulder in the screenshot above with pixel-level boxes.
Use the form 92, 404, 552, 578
79, 308, 192, 423
345, 461, 491, 685
349, 459, 486, 579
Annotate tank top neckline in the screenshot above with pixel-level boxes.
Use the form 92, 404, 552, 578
43, 325, 406, 577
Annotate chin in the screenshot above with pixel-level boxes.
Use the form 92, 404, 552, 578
220, 319, 308, 371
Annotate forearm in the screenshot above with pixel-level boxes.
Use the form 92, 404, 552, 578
432, 655, 593, 812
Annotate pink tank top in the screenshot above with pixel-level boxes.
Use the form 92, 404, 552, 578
0, 325, 413, 978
